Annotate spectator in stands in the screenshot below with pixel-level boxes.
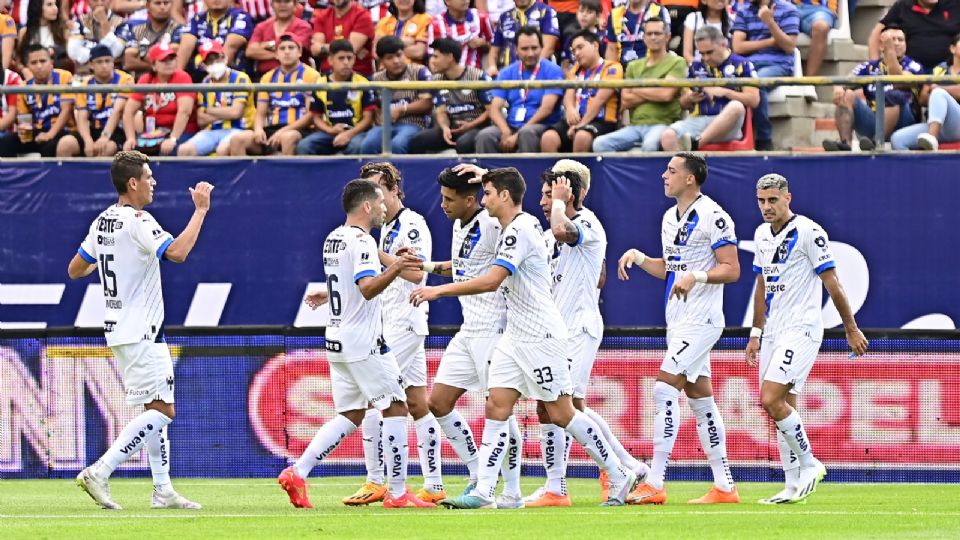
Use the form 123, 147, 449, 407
66, 0, 126, 69
824, 25, 923, 151
476, 0, 514, 25
682, 0, 731, 64
229, 33, 319, 155
488, 0, 559, 77
375, 0, 432, 63
605, 0, 671, 67
174, 0, 204, 23
177, 0, 254, 81
72, 45, 133, 156
1, 3, 15, 69
549, 0, 578, 38
475, 25, 563, 153
427, 0, 493, 70
247, 0, 312, 76
541, 29, 621, 152
360, 35, 432, 153
891, 33, 960, 150
0, 66, 22, 150
662, 0, 700, 48
869, 0, 960, 73
409, 37, 491, 153
0, 44, 74, 157
178, 40, 254, 155
791, 0, 834, 76
240, 0, 275, 23
732, 0, 798, 151
559, 0, 603, 71
594, 16, 687, 152
123, 43, 198, 155
311, 0, 375, 76
660, 25, 759, 150
296, 39, 375, 154
16, 0, 70, 68
120, 0, 185, 77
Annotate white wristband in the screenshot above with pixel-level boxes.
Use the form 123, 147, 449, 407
693, 270, 708, 283
630, 249, 646, 266
422, 261, 436, 274
551, 199, 566, 213
750, 327, 764, 339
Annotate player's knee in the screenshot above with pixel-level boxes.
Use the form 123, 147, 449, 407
341, 409, 366, 426
542, 399, 574, 428
536, 401, 552, 424
427, 396, 453, 418
760, 391, 787, 417
383, 399, 409, 418
483, 398, 511, 421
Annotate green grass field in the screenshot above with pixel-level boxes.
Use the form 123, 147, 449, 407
3, 477, 959, 539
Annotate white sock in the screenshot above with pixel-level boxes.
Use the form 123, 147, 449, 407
436, 411, 479, 483
562, 432, 572, 475
583, 406, 643, 473
97, 409, 173, 476
649, 381, 680, 489
565, 411, 625, 482
146, 425, 171, 489
502, 415, 523, 498
361, 409, 384, 485
474, 419, 509, 500
540, 423, 567, 495
775, 410, 815, 468
382, 415, 409, 498
415, 413, 443, 491
777, 430, 800, 488
293, 414, 356, 479
689, 397, 734, 491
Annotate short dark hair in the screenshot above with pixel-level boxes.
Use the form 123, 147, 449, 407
643, 16, 668, 34
430, 37, 462, 58
516, 25, 543, 48
342, 178, 382, 213
376, 35, 405, 59
541, 170, 584, 209
881, 23, 903, 33
579, 0, 601, 14
25, 43, 49, 59
360, 162, 404, 200
571, 28, 601, 47
437, 167, 480, 197
329, 39, 354, 56
481, 167, 525, 205
674, 151, 708, 186
110, 151, 150, 194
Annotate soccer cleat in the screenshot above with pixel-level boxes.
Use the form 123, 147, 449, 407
758, 486, 799, 505
522, 486, 572, 508
76, 467, 121, 510
151, 488, 202, 509
415, 487, 448, 504
277, 467, 312, 509
461, 481, 478, 497
341, 481, 387, 506
627, 482, 667, 505
790, 459, 827, 503
599, 469, 610, 502
438, 493, 496, 509
495, 493, 525, 509
688, 485, 740, 504
602, 468, 637, 507
383, 488, 437, 508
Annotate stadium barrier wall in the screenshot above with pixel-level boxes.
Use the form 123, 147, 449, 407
1, 328, 958, 483
2, 155, 958, 330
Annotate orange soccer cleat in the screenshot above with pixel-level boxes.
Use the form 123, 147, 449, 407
599, 469, 610, 502
523, 487, 573, 508
383, 488, 438, 508
342, 482, 388, 506
626, 482, 667, 505
415, 488, 448, 504
278, 467, 312, 509
688, 485, 740, 504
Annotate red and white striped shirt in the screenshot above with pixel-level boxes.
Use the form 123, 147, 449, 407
2, 68, 23, 131
427, 9, 492, 69
239, 0, 273, 21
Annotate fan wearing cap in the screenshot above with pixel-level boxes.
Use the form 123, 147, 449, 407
177, 0, 255, 81
178, 40, 255, 156
66, 0, 125, 69
229, 32, 320, 155
122, 43, 198, 156
72, 44, 134, 157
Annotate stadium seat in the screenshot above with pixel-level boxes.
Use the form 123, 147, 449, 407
699, 108, 754, 151
767, 49, 817, 103
940, 141, 960, 150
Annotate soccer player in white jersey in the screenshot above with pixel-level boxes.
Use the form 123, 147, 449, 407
68, 151, 210, 511
746, 173, 868, 504
411, 167, 638, 509
617, 152, 741, 505
419, 167, 525, 508
278, 179, 434, 509
333, 162, 446, 506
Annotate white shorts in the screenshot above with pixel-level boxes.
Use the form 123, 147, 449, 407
488, 337, 573, 402
760, 330, 822, 394
385, 328, 427, 388
111, 340, 175, 406
660, 324, 723, 383
330, 351, 406, 412
569, 331, 601, 399
435, 332, 501, 392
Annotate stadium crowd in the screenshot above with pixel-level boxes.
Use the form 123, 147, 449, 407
1, 0, 960, 157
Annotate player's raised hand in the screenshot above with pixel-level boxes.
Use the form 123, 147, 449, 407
392, 251, 422, 273
304, 290, 329, 310
617, 248, 643, 281
552, 175, 573, 204
410, 286, 440, 306
846, 327, 869, 357
453, 163, 489, 184
189, 181, 214, 212
745, 337, 760, 367
670, 272, 697, 302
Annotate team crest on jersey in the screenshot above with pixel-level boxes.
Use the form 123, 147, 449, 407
715, 217, 726, 230
408, 229, 420, 241
459, 222, 481, 258
814, 236, 826, 248
504, 235, 517, 246
675, 210, 699, 246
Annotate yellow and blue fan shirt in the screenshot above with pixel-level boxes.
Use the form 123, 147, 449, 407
18, 69, 76, 132
310, 73, 376, 127
76, 70, 134, 131
258, 63, 321, 127
687, 52, 756, 117
199, 68, 255, 130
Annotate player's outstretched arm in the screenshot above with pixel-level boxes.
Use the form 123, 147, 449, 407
617, 248, 667, 281
380, 248, 426, 284
67, 254, 97, 279
422, 260, 454, 278
164, 181, 214, 264
358, 252, 422, 300
819, 268, 869, 356
745, 273, 766, 367
410, 265, 509, 306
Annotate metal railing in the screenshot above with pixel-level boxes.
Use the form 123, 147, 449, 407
4, 74, 959, 153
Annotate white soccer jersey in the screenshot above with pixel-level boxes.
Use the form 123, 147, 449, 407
753, 215, 836, 338
77, 205, 174, 347
493, 212, 568, 343
379, 207, 432, 334
452, 208, 506, 336
544, 207, 606, 338
323, 225, 387, 363
661, 194, 737, 328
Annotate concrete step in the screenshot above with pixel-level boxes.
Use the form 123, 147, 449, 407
852, 5, 888, 46
799, 40, 868, 63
